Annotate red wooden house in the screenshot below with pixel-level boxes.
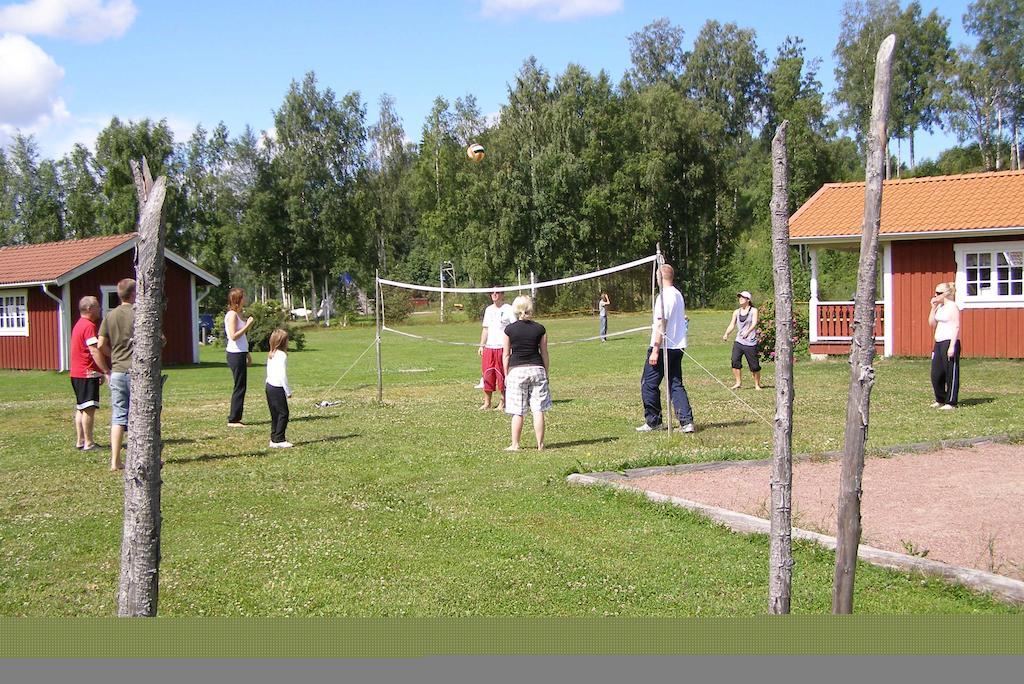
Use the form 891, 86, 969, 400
790, 170, 1024, 359
0, 234, 220, 371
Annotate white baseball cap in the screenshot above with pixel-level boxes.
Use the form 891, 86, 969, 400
737, 291, 752, 300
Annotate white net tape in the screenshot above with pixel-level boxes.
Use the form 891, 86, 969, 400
377, 253, 659, 294
382, 323, 652, 347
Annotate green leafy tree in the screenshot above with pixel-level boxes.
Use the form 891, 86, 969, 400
625, 18, 687, 89
964, 0, 1024, 169
6, 134, 63, 243
58, 143, 101, 239
94, 117, 178, 238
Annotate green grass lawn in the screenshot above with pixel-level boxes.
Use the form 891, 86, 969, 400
1, 310, 1022, 616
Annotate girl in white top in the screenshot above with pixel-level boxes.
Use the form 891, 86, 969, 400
265, 328, 293, 448
928, 281, 961, 409
225, 288, 255, 426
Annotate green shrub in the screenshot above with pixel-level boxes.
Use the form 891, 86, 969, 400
756, 298, 808, 363
381, 287, 414, 324
214, 300, 306, 352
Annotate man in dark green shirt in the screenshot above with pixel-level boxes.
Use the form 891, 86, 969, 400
97, 279, 135, 471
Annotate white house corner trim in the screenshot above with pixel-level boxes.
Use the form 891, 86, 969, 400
190, 275, 199, 364
809, 247, 819, 344
883, 243, 894, 358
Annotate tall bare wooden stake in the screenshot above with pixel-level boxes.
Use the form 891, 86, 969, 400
375, 270, 383, 403
118, 157, 166, 617
768, 121, 793, 614
832, 35, 896, 614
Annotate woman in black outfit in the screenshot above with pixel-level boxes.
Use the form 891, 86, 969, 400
501, 296, 551, 451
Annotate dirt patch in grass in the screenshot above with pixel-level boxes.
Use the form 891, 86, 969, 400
627, 443, 1024, 580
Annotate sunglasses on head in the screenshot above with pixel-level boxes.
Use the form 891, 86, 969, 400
935, 290, 944, 295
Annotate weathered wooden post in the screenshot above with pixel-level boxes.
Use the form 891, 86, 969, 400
375, 270, 383, 403
769, 121, 794, 614
832, 34, 896, 614
118, 157, 166, 617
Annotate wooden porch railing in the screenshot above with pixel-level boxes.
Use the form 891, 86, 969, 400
814, 301, 884, 340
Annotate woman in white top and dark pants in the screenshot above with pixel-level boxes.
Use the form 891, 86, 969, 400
225, 288, 254, 426
928, 281, 961, 409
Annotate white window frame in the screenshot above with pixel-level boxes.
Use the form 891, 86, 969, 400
954, 240, 1024, 309
0, 288, 30, 336
100, 285, 120, 318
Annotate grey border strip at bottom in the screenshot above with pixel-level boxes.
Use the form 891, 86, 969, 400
567, 434, 1024, 605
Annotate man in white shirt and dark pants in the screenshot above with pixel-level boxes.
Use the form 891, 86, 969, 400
638, 264, 695, 433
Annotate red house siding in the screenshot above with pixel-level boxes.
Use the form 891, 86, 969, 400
0, 287, 60, 370
892, 236, 1024, 358
69, 251, 196, 366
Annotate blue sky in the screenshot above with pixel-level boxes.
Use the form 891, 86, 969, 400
0, 0, 976, 161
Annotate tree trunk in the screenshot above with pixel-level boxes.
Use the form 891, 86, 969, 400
908, 128, 915, 170
118, 158, 166, 617
769, 121, 794, 615
832, 35, 896, 615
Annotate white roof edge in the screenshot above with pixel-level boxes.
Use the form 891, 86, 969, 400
0, 280, 55, 288
791, 225, 1024, 245
164, 248, 221, 286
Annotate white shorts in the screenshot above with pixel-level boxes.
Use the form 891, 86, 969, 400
504, 366, 552, 416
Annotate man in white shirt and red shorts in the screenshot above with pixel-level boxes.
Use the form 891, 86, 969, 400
478, 288, 516, 411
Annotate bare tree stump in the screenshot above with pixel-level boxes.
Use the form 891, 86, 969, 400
769, 120, 794, 615
832, 35, 896, 615
118, 158, 166, 617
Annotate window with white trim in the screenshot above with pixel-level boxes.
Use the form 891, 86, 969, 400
0, 289, 29, 336
954, 241, 1024, 307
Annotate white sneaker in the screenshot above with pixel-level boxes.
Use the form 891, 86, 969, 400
269, 441, 294, 448
929, 402, 942, 408
938, 404, 955, 411
635, 423, 664, 432
473, 378, 485, 389
680, 423, 696, 433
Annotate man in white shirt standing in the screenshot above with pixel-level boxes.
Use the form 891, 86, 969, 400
479, 288, 516, 410
638, 264, 695, 433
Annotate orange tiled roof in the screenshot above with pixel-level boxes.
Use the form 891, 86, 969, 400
790, 170, 1024, 241
0, 233, 136, 285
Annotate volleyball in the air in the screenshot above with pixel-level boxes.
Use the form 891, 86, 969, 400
467, 143, 485, 162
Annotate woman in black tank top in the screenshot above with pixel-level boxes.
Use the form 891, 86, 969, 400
501, 296, 552, 451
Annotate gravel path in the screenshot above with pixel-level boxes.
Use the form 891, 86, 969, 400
627, 444, 1024, 580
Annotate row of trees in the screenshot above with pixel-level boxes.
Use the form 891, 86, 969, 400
1, 1, 1021, 308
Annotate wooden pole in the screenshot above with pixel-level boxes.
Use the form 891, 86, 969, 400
832, 34, 896, 614
769, 121, 794, 615
656, 244, 672, 436
375, 270, 383, 404
439, 263, 445, 323
118, 157, 166, 617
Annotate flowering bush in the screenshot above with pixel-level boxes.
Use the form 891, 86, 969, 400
756, 298, 808, 363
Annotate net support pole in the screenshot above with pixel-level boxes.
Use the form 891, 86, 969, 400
530, 271, 536, 299
375, 270, 383, 403
439, 263, 445, 323
656, 243, 672, 436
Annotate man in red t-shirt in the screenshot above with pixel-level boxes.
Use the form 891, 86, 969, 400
69, 296, 109, 451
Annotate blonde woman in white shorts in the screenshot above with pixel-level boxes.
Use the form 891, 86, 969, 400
502, 296, 552, 451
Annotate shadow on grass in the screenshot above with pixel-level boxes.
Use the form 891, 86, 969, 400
163, 435, 216, 445
958, 397, 995, 407
246, 414, 335, 426
292, 433, 360, 447
545, 436, 619, 449
698, 419, 758, 430
551, 399, 573, 405
168, 434, 359, 464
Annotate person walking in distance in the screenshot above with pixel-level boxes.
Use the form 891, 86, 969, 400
637, 264, 695, 433
722, 290, 762, 390
598, 292, 611, 342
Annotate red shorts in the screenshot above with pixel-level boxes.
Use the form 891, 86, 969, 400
481, 347, 506, 393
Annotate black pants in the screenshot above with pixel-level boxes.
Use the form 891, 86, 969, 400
265, 384, 289, 443
226, 351, 248, 423
731, 341, 761, 372
640, 347, 695, 427
931, 340, 960, 406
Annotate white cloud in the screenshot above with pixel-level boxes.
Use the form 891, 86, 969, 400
0, 0, 137, 43
0, 33, 66, 130
480, 0, 622, 21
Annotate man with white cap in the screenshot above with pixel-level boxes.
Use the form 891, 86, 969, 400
722, 290, 762, 390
